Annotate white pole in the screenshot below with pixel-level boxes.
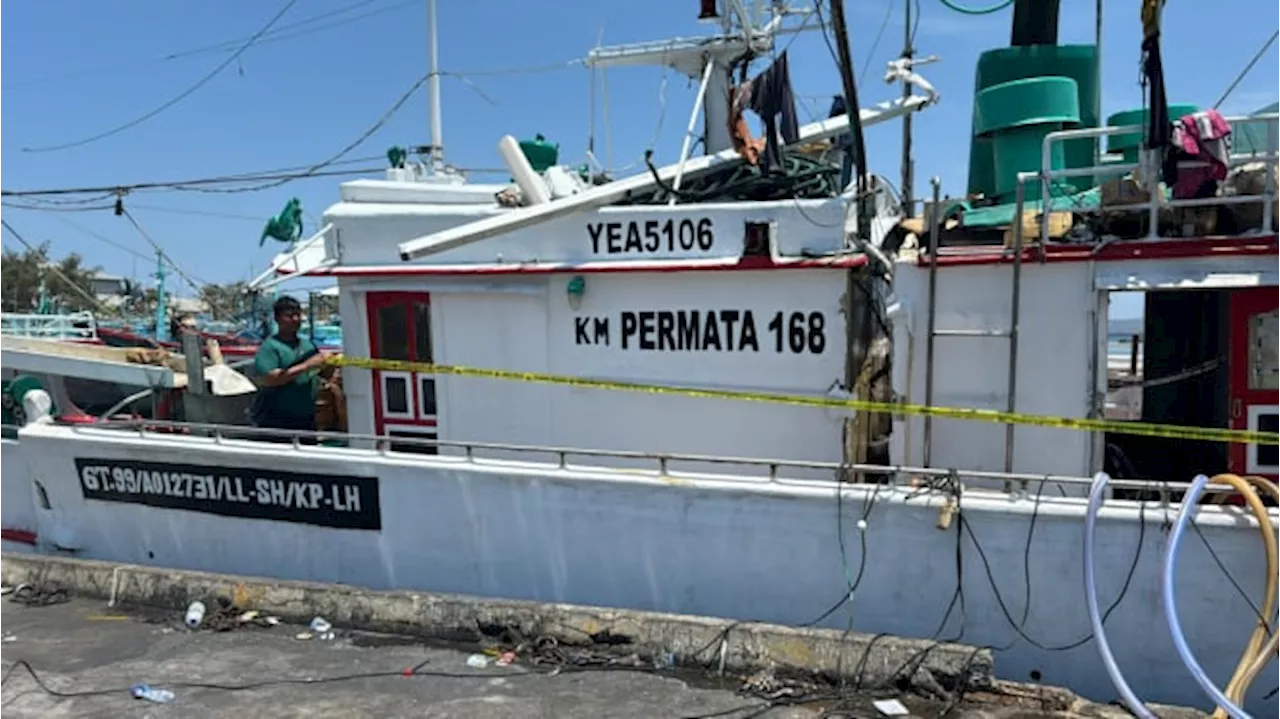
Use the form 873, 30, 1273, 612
428, 0, 443, 171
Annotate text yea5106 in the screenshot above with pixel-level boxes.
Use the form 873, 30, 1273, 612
589, 218, 714, 255
575, 310, 826, 354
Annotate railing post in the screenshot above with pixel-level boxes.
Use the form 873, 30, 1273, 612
1264, 118, 1277, 233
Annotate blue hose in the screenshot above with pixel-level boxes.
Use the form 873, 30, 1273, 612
938, 0, 1013, 15
1162, 474, 1252, 719
1084, 472, 1156, 719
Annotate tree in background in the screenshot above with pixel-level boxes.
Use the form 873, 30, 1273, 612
199, 281, 251, 321
0, 243, 101, 314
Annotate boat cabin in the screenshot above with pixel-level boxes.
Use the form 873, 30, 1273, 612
888, 107, 1278, 491
303, 166, 896, 475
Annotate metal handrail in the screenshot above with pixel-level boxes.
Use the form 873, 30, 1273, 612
0, 311, 99, 341
1037, 113, 1279, 244
36, 417, 1279, 505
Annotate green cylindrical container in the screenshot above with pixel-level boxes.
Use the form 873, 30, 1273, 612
1106, 105, 1199, 162
967, 44, 1099, 199
975, 76, 1081, 199
518, 134, 559, 173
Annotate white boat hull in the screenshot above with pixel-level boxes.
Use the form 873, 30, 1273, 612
4, 422, 1275, 715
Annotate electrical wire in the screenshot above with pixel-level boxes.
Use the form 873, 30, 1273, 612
2, 164, 383, 199
173, 73, 429, 194
9, 0, 415, 89
1162, 475, 1251, 719
961, 494, 1147, 653
21, 0, 301, 153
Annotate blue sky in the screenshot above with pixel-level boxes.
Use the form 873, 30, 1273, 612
4, 0, 1277, 317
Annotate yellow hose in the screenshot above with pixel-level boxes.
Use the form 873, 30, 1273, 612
1204, 474, 1278, 718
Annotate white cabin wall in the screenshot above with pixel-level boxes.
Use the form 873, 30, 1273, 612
430, 285, 556, 458
341, 268, 852, 474
337, 283, 374, 444
540, 270, 848, 475
892, 259, 1095, 486
325, 200, 847, 269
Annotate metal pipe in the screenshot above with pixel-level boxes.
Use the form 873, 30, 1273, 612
1265, 119, 1277, 233
670, 60, 717, 202
1004, 179, 1028, 473
899, 0, 914, 213
427, 0, 443, 170
1092, 0, 1103, 170
922, 176, 942, 467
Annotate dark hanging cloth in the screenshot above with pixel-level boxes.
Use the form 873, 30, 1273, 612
828, 94, 854, 189
1141, 30, 1177, 185
747, 52, 800, 172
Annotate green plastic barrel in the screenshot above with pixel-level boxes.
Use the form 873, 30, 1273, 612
1106, 105, 1199, 162
518, 134, 559, 173
975, 76, 1081, 199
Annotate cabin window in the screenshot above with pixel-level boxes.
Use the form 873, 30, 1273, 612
383, 374, 411, 415
374, 303, 411, 361
414, 301, 434, 364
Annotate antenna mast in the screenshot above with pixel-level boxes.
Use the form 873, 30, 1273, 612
427, 0, 444, 171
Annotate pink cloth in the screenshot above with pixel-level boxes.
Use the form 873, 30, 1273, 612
1171, 110, 1232, 199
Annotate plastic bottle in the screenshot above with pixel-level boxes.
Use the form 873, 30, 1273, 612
184, 601, 206, 629
131, 684, 175, 703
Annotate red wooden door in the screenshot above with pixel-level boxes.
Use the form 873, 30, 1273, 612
1228, 287, 1278, 478
366, 292, 438, 453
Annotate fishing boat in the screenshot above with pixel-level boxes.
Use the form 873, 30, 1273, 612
4, 1, 1277, 714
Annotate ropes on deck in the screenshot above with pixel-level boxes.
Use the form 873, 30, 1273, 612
620, 154, 843, 206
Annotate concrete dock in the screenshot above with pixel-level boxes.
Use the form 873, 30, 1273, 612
0, 554, 1204, 718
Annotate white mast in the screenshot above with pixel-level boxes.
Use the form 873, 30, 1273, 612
585, 2, 813, 156
427, 0, 443, 171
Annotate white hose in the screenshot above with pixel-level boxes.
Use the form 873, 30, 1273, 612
1084, 472, 1157, 719
1162, 474, 1252, 719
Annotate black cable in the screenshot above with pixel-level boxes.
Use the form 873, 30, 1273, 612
171, 73, 429, 195
0, 658, 526, 701
22, 0, 301, 153
1189, 520, 1271, 632
2, 165, 382, 199
10, 0, 414, 90
960, 498, 1147, 652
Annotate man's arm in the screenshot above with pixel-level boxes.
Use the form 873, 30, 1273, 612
258, 349, 327, 388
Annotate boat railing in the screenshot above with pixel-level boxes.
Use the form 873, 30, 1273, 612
50, 417, 1276, 504
0, 311, 99, 342
1036, 112, 1279, 244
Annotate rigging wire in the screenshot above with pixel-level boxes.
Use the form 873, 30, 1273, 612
21, 0, 301, 153
858, 0, 896, 85
47, 215, 158, 265
120, 208, 206, 293
1213, 30, 1280, 110
0, 220, 108, 311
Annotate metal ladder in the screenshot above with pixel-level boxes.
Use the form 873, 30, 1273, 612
920, 177, 1027, 473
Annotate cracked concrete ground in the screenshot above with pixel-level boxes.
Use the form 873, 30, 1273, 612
1, 596, 1188, 719
0, 597, 903, 719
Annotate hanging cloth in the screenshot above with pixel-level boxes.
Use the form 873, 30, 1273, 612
743, 52, 801, 172
1140, 0, 1177, 185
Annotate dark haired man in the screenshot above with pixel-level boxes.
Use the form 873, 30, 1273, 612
251, 296, 326, 434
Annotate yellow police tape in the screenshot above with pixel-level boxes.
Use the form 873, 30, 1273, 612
326, 355, 1279, 447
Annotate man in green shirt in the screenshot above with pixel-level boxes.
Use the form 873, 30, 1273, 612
252, 296, 326, 434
